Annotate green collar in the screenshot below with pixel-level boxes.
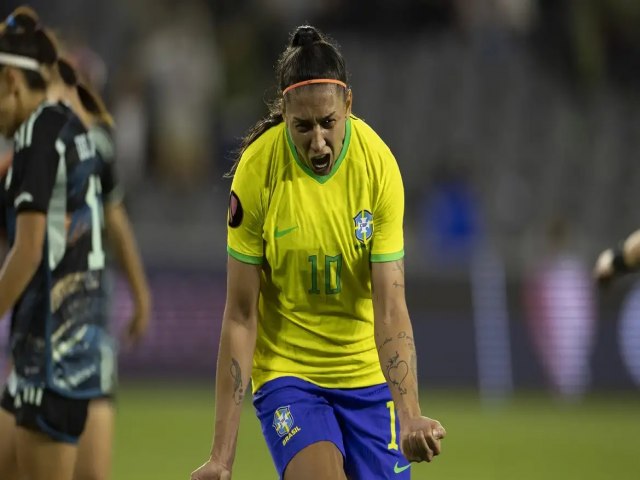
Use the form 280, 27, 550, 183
286, 117, 352, 184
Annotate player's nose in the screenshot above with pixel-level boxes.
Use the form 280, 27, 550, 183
310, 125, 326, 152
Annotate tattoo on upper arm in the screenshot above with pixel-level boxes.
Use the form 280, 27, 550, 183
230, 358, 244, 405
386, 351, 409, 395
391, 260, 405, 288
392, 260, 405, 276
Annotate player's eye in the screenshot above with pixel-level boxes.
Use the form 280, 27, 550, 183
295, 122, 311, 133
321, 118, 335, 129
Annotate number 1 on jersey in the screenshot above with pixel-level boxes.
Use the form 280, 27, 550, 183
86, 175, 105, 270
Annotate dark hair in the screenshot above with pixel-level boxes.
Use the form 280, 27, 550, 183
57, 57, 77, 86
0, 6, 57, 90
77, 83, 114, 127
56, 57, 114, 127
226, 25, 347, 177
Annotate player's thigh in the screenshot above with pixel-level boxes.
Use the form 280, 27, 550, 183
284, 441, 346, 480
334, 384, 411, 479
14, 387, 89, 480
0, 398, 18, 480
16, 427, 77, 480
73, 398, 115, 480
253, 377, 346, 479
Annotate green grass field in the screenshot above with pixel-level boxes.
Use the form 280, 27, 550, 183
113, 383, 640, 480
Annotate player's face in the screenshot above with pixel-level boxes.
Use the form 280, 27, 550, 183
0, 67, 19, 137
284, 85, 352, 176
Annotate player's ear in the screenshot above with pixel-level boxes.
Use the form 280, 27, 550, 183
0, 67, 17, 94
345, 88, 352, 116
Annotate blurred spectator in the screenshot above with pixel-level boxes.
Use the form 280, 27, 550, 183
524, 218, 596, 400
421, 158, 482, 270
112, 62, 148, 195
139, 1, 223, 190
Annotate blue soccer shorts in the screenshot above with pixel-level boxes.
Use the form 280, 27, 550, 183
253, 376, 412, 479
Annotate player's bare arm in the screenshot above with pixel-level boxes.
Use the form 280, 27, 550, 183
104, 202, 152, 343
0, 212, 45, 316
372, 259, 446, 463
191, 256, 260, 480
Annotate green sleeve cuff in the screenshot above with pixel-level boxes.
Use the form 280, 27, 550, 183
370, 249, 405, 263
227, 246, 263, 265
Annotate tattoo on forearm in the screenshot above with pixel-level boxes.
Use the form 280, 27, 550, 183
398, 331, 414, 345
378, 336, 393, 351
386, 351, 409, 395
230, 358, 244, 405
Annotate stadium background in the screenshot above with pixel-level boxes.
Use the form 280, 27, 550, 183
1, 1, 639, 478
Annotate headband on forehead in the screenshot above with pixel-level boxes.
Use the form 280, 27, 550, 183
282, 79, 347, 96
0, 52, 40, 71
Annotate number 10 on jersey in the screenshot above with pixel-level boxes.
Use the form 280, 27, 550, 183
308, 254, 342, 294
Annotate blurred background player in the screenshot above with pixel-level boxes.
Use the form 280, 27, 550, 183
192, 25, 445, 480
525, 218, 596, 401
0, 8, 151, 480
0, 7, 147, 480
50, 57, 151, 480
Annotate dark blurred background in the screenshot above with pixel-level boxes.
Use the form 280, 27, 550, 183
2, 0, 640, 399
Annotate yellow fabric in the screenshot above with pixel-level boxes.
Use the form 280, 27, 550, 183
227, 116, 405, 392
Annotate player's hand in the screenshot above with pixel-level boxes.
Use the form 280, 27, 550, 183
400, 416, 446, 463
594, 249, 615, 287
124, 297, 151, 346
190, 459, 231, 480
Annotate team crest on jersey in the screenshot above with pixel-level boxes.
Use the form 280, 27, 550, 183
353, 210, 374, 243
273, 406, 295, 437
228, 191, 243, 228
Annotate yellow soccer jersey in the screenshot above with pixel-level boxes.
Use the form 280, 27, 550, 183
227, 116, 404, 392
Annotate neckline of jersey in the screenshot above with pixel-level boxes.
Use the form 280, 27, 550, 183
286, 117, 352, 184
12, 100, 53, 143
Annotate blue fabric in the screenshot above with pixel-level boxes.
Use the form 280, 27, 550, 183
253, 376, 412, 479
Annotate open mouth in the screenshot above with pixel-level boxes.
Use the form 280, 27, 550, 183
310, 153, 331, 174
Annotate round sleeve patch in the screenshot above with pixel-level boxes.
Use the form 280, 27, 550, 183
228, 190, 243, 228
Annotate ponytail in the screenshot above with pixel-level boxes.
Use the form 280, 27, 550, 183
77, 83, 114, 128
0, 6, 58, 89
225, 98, 283, 178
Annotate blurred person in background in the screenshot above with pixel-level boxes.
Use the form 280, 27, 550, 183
0, 8, 103, 480
0, 8, 150, 480
524, 218, 596, 400
420, 158, 481, 271
191, 25, 445, 480
139, 0, 222, 190
48, 56, 151, 480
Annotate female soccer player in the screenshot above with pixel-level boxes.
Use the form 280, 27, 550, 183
49, 57, 152, 480
192, 26, 446, 480
0, 8, 122, 480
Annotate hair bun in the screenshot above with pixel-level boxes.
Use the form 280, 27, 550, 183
291, 25, 321, 48
5, 7, 40, 34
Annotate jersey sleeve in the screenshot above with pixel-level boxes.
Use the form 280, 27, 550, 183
226, 157, 265, 265
370, 150, 405, 262
13, 113, 64, 214
90, 125, 124, 205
